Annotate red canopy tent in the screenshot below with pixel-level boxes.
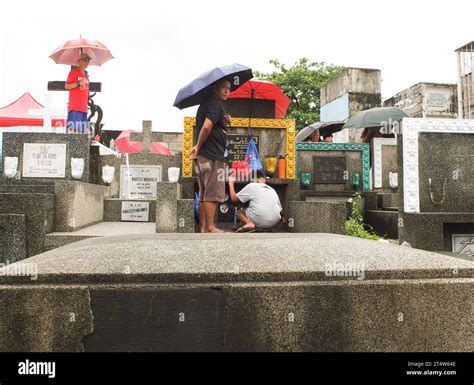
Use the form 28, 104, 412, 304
0, 92, 66, 128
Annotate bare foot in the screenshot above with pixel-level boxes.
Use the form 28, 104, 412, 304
235, 223, 256, 233
199, 227, 207, 233
207, 226, 225, 233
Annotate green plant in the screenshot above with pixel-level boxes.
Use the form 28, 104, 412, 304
345, 193, 380, 240
255, 58, 346, 130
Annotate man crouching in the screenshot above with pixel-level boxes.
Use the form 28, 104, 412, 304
228, 169, 283, 232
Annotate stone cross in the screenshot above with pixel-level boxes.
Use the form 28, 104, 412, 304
28, 94, 67, 133
48, 81, 102, 93
130, 121, 163, 153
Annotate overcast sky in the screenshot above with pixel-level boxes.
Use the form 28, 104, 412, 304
0, 0, 472, 133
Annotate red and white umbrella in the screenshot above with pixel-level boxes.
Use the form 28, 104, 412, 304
228, 80, 291, 119
49, 38, 114, 66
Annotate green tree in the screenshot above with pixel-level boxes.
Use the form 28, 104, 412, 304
255, 58, 345, 130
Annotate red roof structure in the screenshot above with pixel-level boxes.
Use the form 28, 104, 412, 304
0, 92, 66, 128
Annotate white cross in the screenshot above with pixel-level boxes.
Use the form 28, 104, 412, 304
28, 94, 67, 133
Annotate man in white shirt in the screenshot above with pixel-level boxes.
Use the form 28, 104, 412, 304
228, 170, 283, 232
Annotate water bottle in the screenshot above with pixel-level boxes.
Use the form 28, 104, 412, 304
278, 155, 286, 180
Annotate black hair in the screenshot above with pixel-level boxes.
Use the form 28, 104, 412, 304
213, 77, 232, 89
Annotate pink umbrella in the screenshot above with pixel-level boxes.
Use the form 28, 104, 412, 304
49, 38, 114, 66
151, 141, 173, 155
114, 130, 142, 153
114, 130, 173, 155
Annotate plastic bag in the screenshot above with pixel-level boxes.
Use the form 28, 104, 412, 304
245, 137, 263, 172
231, 159, 251, 178
194, 192, 200, 222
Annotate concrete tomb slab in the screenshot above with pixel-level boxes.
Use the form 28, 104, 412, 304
398, 118, 474, 251
0, 233, 472, 352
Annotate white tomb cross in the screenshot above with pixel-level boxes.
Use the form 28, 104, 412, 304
28, 94, 67, 134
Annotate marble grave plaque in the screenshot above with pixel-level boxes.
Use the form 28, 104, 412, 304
22, 143, 67, 178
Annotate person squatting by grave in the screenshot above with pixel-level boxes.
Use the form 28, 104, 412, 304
228, 169, 283, 233
64, 52, 91, 134
190, 78, 232, 233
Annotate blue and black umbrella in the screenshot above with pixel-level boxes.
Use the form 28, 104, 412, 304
173, 63, 253, 109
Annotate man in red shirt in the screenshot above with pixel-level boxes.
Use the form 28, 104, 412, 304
65, 52, 91, 134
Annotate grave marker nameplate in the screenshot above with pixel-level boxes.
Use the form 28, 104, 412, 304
452, 234, 474, 256
226, 134, 259, 163
121, 201, 150, 222
120, 165, 162, 199
22, 143, 67, 178
313, 156, 346, 184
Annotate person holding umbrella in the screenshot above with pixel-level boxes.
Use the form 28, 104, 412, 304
174, 63, 253, 233
64, 52, 91, 134
50, 37, 114, 135
190, 78, 232, 233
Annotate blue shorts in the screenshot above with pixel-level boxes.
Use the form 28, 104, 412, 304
67, 111, 89, 134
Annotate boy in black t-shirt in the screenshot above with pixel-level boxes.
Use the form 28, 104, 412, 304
190, 78, 231, 233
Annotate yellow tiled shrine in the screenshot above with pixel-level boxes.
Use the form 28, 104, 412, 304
182, 117, 296, 179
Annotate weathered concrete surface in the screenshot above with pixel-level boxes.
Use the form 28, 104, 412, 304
384, 82, 457, 119
288, 201, 350, 234
10, 233, 473, 283
44, 222, 156, 251
177, 199, 195, 233
0, 193, 54, 258
0, 178, 56, 194
0, 286, 93, 352
156, 182, 180, 233
55, 181, 110, 232
321, 68, 381, 106
398, 212, 474, 251
0, 234, 472, 352
0, 214, 27, 263
364, 210, 398, 239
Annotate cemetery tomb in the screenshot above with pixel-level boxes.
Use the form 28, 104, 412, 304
364, 137, 399, 239
398, 118, 474, 253
1, 233, 472, 352
100, 121, 181, 224
179, 116, 298, 231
